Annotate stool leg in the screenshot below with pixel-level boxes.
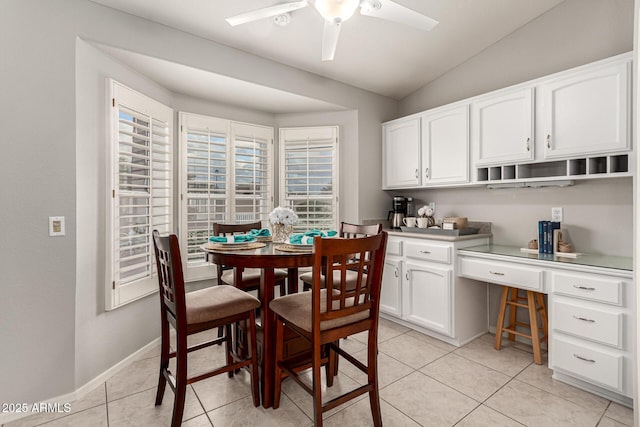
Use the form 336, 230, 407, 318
494, 286, 510, 350
527, 291, 543, 365
537, 293, 549, 348
507, 288, 518, 342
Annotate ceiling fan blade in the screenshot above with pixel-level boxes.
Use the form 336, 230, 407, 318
226, 1, 309, 26
322, 20, 342, 61
360, 0, 439, 31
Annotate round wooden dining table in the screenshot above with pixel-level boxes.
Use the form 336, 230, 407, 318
202, 242, 313, 408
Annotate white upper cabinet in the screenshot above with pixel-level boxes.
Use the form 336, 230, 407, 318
540, 60, 630, 159
421, 105, 469, 185
472, 88, 534, 166
382, 116, 421, 188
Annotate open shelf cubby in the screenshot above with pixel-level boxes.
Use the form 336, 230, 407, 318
475, 154, 630, 183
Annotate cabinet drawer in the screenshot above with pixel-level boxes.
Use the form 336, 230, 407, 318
459, 257, 543, 291
553, 301, 623, 348
405, 241, 451, 264
387, 237, 403, 257
552, 337, 624, 391
553, 272, 623, 306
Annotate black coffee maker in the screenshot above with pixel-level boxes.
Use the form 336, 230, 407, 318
388, 196, 407, 229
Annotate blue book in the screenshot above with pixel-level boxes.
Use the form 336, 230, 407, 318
543, 221, 549, 254
538, 221, 545, 254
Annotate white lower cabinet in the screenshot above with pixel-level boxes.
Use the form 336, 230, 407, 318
380, 257, 403, 318
403, 261, 452, 336
380, 234, 490, 346
549, 270, 633, 401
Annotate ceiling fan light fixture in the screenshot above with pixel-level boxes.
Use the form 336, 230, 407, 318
314, 0, 360, 23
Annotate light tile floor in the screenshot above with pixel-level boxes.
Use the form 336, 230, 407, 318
4, 319, 634, 427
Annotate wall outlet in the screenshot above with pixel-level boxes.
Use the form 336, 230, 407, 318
551, 207, 563, 222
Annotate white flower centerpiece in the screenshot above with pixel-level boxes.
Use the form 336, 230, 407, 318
269, 206, 299, 243
417, 205, 435, 228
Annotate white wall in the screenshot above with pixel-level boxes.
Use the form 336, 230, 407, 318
400, 0, 634, 116
1, 0, 397, 408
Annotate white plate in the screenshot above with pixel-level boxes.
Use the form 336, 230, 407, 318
207, 240, 254, 248
286, 239, 313, 248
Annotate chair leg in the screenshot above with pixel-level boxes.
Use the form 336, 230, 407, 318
273, 318, 285, 409
248, 311, 260, 407
325, 344, 335, 388
155, 319, 170, 406
171, 333, 188, 427
225, 324, 234, 378
312, 338, 324, 427
368, 329, 382, 427
217, 325, 224, 345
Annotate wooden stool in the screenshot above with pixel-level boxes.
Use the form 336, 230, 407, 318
494, 286, 548, 365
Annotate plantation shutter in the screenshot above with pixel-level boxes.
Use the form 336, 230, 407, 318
279, 126, 339, 232
232, 122, 273, 224
107, 80, 173, 310
178, 114, 274, 281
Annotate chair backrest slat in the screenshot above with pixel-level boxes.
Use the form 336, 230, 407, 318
340, 222, 382, 239
312, 233, 388, 327
212, 222, 262, 283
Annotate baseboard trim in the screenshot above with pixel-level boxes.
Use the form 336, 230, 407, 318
0, 337, 161, 425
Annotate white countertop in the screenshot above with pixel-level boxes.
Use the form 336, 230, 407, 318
384, 228, 493, 242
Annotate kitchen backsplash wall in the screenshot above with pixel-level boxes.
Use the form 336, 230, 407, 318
392, 177, 632, 258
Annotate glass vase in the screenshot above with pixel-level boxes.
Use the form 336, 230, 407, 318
272, 223, 292, 243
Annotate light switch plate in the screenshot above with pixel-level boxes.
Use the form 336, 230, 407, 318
49, 216, 65, 236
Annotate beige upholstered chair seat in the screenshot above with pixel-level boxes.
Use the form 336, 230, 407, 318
186, 285, 260, 325
220, 267, 288, 287
270, 289, 369, 332
298, 270, 367, 292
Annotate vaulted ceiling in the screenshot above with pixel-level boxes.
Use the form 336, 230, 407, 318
89, 0, 566, 110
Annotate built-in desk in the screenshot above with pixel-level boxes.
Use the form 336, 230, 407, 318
458, 244, 633, 407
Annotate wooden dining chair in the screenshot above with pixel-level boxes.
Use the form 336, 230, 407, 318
299, 222, 383, 291
152, 231, 261, 427
270, 232, 388, 427
213, 221, 288, 296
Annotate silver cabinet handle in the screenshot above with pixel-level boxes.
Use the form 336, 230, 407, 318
415, 169, 419, 179
526, 137, 530, 151
489, 271, 505, 276
425, 167, 429, 179
394, 268, 398, 278
420, 250, 431, 254
573, 285, 596, 291
573, 315, 596, 323
406, 272, 410, 281
573, 354, 596, 363
546, 134, 551, 149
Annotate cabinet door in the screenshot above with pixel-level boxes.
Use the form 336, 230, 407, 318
541, 60, 630, 159
380, 258, 402, 318
421, 105, 469, 185
382, 117, 421, 188
403, 262, 452, 337
473, 88, 534, 166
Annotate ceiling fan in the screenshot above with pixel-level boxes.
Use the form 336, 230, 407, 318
226, 0, 439, 61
